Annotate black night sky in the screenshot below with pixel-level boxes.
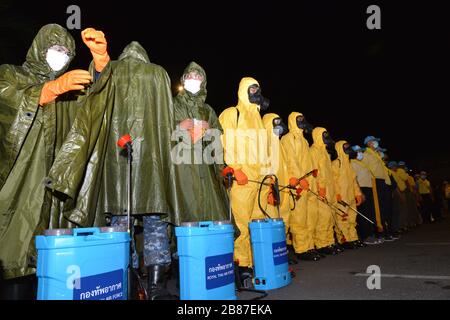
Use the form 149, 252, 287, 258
1, 0, 449, 182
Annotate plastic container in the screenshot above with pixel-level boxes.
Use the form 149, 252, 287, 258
175, 221, 236, 300
36, 227, 130, 300
249, 218, 291, 290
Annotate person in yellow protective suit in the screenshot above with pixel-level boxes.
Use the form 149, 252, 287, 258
309, 127, 342, 255
260, 113, 311, 264
219, 77, 270, 285
260, 114, 291, 221
332, 141, 365, 249
280, 112, 321, 261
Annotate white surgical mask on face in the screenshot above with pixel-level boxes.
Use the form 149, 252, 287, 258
357, 152, 364, 161
371, 141, 379, 149
184, 79, 202, 94
46, 49, 70, 72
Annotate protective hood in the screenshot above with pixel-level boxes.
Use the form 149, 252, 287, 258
288, 111, 303, 134
335, 140, 348, 162
312, 127, 327, 148
23, 24, 75, 79
179, 61, 207, 103
262, 113, 279, 133
237, 77, 260, 112
118, 41, 150, 64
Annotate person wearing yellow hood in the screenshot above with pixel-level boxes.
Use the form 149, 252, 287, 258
309, 127, 341, 255
260, 113, 291, 222
332, 141, 364, 249
219, 77, 270, 285
281, 112, 321, 261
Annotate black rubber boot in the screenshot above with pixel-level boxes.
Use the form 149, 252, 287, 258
312, 249, 326, 258
318, 245, 338, 255
0, 275, 37, 300
147, 265, 178, 300
297, 250, 320, 261
342, 241, 357, 249
287, 245, 299, 264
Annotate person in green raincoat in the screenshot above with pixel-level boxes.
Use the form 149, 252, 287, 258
172, 61, 229, 223
46, 41, 181, 300
0, 24, 94, 297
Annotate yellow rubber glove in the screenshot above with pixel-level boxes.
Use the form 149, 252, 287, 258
81, 28, 110, 72
39, 69, 92, 106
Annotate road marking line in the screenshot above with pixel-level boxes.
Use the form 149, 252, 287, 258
405, 242, 450, 246
355, 273, 450, 280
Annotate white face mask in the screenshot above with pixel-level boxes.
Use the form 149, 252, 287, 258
379, 151, 385, 159
357, 152, 364, 161
371, 141, 379, 149
46, 48, 70, 72
184, 79, 202, 94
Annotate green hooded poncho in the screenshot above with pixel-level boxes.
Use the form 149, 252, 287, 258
46, 41, 184, 227
172, 62, 229, 223
0, 24, 81, 279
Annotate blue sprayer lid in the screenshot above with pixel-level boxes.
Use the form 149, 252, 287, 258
175, 220, 234, 237
36, 227, 130, 250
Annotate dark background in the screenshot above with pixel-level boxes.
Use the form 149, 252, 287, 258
0, 0, 449, 183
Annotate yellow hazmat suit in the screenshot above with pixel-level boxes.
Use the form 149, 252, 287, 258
280, 112, 318, 254
309, 127, 337, 248
219, 77, 266, 268
332, 141, 363, 242
259, 113, 291, 232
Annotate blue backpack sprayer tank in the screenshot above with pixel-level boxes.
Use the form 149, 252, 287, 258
35, 134, 135, 300
175, 168, 237, 300
249, 174, 292, 290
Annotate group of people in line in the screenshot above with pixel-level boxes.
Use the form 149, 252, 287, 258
0, 24, 446, 300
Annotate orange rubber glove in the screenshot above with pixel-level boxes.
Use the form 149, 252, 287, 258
81, 28, 110, 72
336, 194, 342, 202
299, 178, 309, 191
355, 194, 363, 206
296, 187, 305, 200
319, 187, 326, 199
39, 69, 92, 106
234, 169, 248, 185
289, 177, 299, 188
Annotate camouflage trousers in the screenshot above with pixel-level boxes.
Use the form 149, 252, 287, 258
111, 215, 171, 268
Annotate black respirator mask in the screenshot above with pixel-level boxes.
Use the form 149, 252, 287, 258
248, 85, 270, 110
323, 131, 337, 161
273, 117, 288, 137
343, 143, 357, 160
296, 115, 313, 134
